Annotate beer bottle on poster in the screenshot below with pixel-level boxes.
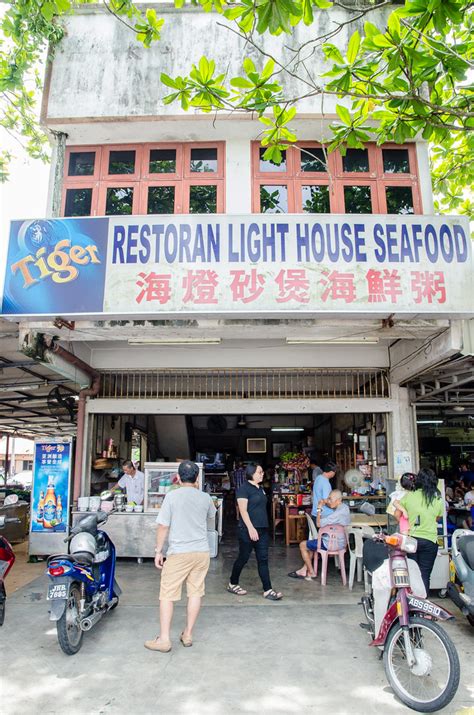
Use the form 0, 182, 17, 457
36, 490, 45, 523
43, 478, 57, 528
56, 495, 63, 523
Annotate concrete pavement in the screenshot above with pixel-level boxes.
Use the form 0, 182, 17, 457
1, 542, 473, 715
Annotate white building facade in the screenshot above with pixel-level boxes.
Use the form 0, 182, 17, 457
2, 3, 473, 494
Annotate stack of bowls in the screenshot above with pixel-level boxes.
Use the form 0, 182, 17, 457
78, 497, 89, 512
89, 496, 101, 511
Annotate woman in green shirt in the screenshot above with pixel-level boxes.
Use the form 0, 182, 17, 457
394, 468, 444, 594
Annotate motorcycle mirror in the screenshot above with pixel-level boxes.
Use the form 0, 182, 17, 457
359, 501, 376, 516
100, 490, 114, 501
4, 494, 19, 506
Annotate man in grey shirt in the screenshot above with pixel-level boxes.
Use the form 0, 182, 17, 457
145, 461, 216, 653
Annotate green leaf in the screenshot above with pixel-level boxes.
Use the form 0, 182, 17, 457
335, 104, 351, 125
346, 30, 360, 64
302, 0, 313, 25
230, 77, 254, 88
323, 44, 344, 64
40, 2, 55, 21
223, 6, 243, 19
160, 73, 179, 89
261, 59, 275, 80
364, 21, 380, 38
243, 58, 256, 75
387, 12, 401, 40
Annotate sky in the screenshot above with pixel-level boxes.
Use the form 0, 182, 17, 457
0, 147, 50, 297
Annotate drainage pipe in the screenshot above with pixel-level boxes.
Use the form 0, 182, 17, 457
44, 337, 100, 501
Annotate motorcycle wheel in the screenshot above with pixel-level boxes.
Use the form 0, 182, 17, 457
383, 615, 460, 713
56, 582, 84, 655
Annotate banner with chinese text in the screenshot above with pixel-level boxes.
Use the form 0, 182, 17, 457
2, 214, 472, 316
30, 439, 72, 534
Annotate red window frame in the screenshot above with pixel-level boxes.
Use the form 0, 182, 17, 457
100, 144, 141, 181
61, 142, 225, 217
252, 141, 422, 214
61, 181, 99, 218
97, 182, 140, 216
139, 181, 183, 214
64, 146, 102, 183
183, 142, 225, 180
141, 143, 183, 181
294, 179, 333, 213
183, 179, 225, 214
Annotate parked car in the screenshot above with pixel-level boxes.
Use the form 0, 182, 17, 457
6, 471, 33, 489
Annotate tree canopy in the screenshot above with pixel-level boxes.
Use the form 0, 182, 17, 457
1, 0, 473, 215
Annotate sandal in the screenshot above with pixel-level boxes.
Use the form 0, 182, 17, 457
180, 632, 193, 647
227, 584, 247, 596
287, 571, 306, 580
263, 589, 283, 601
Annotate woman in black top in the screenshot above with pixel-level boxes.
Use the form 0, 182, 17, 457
227, 463, 282, 600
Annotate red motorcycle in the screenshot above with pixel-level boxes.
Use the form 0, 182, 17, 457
360, 532, 460, 712
0, 500, 21, 626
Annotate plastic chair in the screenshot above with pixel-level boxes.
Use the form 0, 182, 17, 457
314, 524, 348, 586
346, 525, 375, 590
305, 513, 318, 541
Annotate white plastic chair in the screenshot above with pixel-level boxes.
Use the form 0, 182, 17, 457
305, 513, 318, 541
346, 525, 375, 590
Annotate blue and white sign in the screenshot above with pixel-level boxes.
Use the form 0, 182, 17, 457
30, 439, 72, 534
2, 214, 472, 316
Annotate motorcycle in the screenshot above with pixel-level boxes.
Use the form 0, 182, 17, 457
0, 496, 21, 626
360, 532, 460, 713
447, 528, 474, 627
46, 504, 121, 655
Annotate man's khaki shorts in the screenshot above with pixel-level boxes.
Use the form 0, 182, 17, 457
159, 552, 210, 601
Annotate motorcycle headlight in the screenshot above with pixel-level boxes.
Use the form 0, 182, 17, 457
400, 535, 418, 553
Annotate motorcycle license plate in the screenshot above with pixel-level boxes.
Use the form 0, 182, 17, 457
47, 582, 68, 600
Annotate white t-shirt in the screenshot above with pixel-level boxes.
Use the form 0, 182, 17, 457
118, 470, 145, 505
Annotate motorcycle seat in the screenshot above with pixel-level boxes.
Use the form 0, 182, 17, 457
458, 535, 474, 570
362, 540, 388, 572
47, 553, 93, 566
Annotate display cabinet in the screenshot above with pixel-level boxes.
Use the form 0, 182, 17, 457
144, 462, 203, 512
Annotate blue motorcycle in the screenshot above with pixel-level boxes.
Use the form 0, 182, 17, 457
46, 509, 121, 655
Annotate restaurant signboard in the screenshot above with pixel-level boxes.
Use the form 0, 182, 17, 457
2, 214, 472, 317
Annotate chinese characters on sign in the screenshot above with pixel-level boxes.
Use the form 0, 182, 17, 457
133, 268, 447, 306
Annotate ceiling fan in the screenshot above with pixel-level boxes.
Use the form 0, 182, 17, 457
236, 415, 264, 429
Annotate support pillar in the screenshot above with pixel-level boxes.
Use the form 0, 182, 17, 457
389, 384, 417, 478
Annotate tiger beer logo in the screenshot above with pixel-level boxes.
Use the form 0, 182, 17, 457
11, 238, 101, 288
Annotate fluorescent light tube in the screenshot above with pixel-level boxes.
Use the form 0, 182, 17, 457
128, 338, 221, 346
286, 338, 379, 345
271, 427, 305, 432
416, 420, 443, 425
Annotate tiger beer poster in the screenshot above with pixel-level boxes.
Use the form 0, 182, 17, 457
30, 439, 72, 534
